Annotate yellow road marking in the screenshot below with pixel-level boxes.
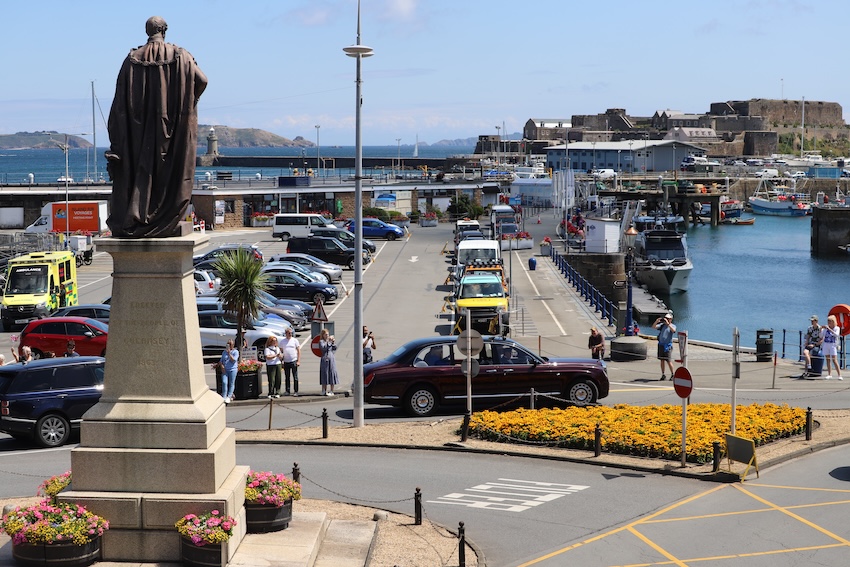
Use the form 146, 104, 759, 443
515, 485, 726, 566
626, 525, 689, 566
733, 484, 850, 545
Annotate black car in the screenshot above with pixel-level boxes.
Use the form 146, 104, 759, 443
286, 236, 370, 270
0, 357, 105, 447
193, 244, 264, 265
264, 271, 338, 304
310, 226, 377, 254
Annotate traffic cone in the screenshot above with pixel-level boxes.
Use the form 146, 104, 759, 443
537, 214, 541, 224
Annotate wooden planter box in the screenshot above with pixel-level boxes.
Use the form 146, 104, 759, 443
245, 499, 294, 533
12, 537, 101, 567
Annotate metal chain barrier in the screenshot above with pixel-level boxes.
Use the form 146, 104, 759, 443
298, 472, 413, 505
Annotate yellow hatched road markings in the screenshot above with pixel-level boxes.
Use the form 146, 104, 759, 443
517, 481, 850, 566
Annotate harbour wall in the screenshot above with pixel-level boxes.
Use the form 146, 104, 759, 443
811, 206, 850, 257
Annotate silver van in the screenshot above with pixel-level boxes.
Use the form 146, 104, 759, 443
272, 213, 332, 240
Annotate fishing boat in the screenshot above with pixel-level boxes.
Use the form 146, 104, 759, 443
748, 179, 811, 216
700, 194, 744, 218
631, 214, 693, 294
720, 216, 755, 225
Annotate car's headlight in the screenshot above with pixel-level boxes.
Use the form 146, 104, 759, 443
35, 302, 47, 309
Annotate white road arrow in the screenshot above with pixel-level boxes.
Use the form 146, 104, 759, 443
408, 256, 419, 263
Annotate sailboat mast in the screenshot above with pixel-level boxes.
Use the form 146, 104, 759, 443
91, 81, 97, 181
800, 96, 805, 158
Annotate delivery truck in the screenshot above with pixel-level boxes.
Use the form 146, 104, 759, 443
25, 200, 109, 235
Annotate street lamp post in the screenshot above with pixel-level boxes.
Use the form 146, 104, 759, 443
495, 126, 501, 168
623, 225, 639, 336
628, 141, 633, 173
395, 138, 401, 179
315, 125, 321, 179
57, 133, 89, 247
343, 0, 373, 428
592, 141, 596, 171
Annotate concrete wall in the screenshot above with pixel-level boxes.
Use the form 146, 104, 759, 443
811, 206, 850, 257
564, 252, 627, 304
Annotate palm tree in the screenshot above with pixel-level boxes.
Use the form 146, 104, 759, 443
213, 250, 270, 353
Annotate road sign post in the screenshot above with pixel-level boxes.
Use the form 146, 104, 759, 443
673, 366, 693, 468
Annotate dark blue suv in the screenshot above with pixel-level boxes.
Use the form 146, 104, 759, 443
0, 357, 105, 447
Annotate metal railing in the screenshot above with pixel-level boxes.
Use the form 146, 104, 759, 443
550, 249, 617, 327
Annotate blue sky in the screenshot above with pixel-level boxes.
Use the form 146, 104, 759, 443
2, 0, 848, 146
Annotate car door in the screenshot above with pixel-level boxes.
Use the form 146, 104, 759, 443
27, 321, 67, 356
198, 313, 226, 355
470, 342, 513, 402
361, 219, 380, 238
51, 364, 103, 422
65, 321, 103, 356
488, 342, 557, 396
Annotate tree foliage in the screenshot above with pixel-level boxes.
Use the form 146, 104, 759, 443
213, 250, 270, 348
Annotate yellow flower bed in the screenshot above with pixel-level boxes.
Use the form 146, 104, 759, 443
468, 403, 805, 463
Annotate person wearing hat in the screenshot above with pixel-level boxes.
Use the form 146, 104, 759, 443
820, 315, 843, 381
654, 313, 676, 381
802, 315, 822, 376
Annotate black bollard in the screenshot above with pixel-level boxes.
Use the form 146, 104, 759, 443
322, 408, 328, 439
292, 462, 300, 484
458, 521, 466, 567
712, 441, 722, 472
414, 487, 422, 525
529, 388, 535, 410
806, 407, 812, 441
594, 423, 602, 457
461, 412, 470, 442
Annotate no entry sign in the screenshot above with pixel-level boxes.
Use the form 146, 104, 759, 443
673, 366, 693, 398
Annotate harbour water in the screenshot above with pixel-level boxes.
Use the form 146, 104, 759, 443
667, 215, 848, 348
0, 145, 475, 185
1, 147, 847, 347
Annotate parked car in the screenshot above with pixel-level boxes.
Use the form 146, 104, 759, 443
194, 269, 220, 296
286, 237, 370, 271
784, 170, 808, 178
0, 357, 105, 446
196, 296, 308, 332
267, 253, 343, 282
19, 317, 108, 359
263, 260, 329, 283
309, 226, 377, 253
51, 304, 111, 323
264, 271, 338, 304
363, 335, 609, 417
193, 244, 264, 265
197, 310, 287, 360
345, 218, 404, 241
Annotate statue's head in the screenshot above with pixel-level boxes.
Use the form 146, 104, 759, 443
145, 16, 168, 38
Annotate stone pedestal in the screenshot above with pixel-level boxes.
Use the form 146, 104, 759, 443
61, 233, 246, 563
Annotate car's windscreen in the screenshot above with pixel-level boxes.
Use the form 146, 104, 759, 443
6, 265, 48, 294
459, 282, 504, 298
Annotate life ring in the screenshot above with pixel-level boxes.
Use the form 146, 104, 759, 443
828, 304, 850, 336
720, 211, 726, 220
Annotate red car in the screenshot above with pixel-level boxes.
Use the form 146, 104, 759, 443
19, 317, 108, 359
364, 335, 609, 417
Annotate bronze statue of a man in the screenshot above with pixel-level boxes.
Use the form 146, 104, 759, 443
106, 16, 208, 237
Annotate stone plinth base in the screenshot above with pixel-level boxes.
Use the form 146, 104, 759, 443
610, 336, 648, 361
60, 466, 248, 562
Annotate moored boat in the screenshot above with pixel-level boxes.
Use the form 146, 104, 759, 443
632, 215, 692, 295
748, 179, 811, 216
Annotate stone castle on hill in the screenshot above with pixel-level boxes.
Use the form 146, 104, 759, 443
517, 98, 845, 157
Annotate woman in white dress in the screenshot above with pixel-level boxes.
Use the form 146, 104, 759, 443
820, 315, 843, 381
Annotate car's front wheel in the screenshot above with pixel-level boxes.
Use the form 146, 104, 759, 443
348, 257, 356, 270
36, 414, 70, 447
566, 379, 598, 405
404, 385, 438, 417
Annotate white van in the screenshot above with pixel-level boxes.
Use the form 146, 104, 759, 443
272, 213, 332, 240
754, 168, 779, 178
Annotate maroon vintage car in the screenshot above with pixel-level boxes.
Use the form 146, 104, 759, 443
363, 336, 609, 417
